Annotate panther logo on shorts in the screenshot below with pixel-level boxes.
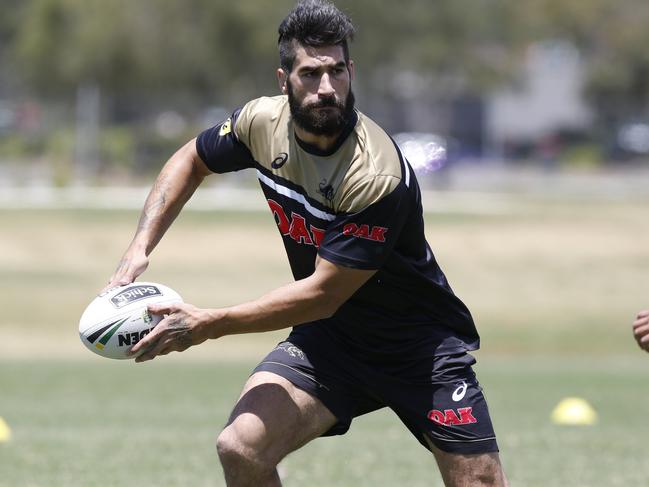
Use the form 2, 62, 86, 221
275, 342, 305, 361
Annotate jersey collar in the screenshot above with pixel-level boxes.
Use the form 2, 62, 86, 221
293, 110, 359, 157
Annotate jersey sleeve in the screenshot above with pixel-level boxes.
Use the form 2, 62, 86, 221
318, 176, 410, 270
195, 108, 256, 173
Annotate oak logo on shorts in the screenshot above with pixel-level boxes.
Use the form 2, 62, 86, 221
427, 407, 477, 426
342, 223, 388, 243
267, 199, 325, 248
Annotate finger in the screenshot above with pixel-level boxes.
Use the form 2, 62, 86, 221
634, 310, 649, 320
147, 303, 177, 316
632, 322, 649, 336
633, 328, 649, 352
640, 331, 649, 345
101, 275, 137, 294
158, 347, 173, 356
135, 336, 174, 363
133, 336, 166, 362
633, 317, 649, 329
128, 317, 169, 356
638, 338, 649, 352
135, 351, 156, 363
633, 330, 649, 348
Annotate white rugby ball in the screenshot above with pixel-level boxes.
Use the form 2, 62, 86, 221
79, 282, 183, 359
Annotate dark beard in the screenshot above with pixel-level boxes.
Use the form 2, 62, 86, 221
287, 81, 356, 137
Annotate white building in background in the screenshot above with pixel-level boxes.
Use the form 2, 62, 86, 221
486, 40, 593, 153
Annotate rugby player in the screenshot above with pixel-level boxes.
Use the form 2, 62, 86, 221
107, 1, 508, 485
633, 309, 649, 352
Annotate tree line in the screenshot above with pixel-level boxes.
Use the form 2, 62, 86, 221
1, 0, 646, 122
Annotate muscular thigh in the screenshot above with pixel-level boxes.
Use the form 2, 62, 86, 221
224, 371, 338, 463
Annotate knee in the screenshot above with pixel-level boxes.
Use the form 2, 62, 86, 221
216, 424, 277, 473
474, 469, 506, 486
216, 427, 251, 466
469, 461, 508, 487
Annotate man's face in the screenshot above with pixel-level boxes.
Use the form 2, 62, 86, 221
281, 43, 355, 137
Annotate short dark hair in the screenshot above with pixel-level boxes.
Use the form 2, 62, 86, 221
278, 0, 355, 73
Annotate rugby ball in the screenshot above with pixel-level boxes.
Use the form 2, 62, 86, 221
79, 282, 183, 359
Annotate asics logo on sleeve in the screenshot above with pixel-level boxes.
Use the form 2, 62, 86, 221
452, 381, 468, 402
271, 152, 289, 169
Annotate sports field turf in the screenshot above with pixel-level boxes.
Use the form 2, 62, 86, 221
1, 191, 648, 486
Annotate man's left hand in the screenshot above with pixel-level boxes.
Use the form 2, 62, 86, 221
130, 302, 210, 362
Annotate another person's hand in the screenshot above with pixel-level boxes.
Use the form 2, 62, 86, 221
129, 302, 212, 362
632, 310, 649, 352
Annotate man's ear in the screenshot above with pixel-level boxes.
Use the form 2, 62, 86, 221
277, 68, 288, 94
348, 60, 355, 81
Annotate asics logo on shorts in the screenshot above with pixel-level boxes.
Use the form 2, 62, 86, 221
452, 381, 468, 402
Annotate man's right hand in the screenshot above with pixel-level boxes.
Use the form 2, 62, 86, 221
103, 250, 150, 293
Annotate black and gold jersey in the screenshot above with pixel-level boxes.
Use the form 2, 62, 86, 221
197, 95, 479, 358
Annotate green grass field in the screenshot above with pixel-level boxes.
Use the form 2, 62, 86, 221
1, 193, 649, 486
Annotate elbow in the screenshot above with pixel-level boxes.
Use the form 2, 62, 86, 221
315, 290, 348, 319
320, 303, 338, 320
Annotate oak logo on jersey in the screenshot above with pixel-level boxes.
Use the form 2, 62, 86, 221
427, 407, 477, 426
342, 223, 388, 243
267, 199, 325, 248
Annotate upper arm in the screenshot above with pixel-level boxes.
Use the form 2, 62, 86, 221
185, 137, 213, 179
160, 138, 211, 192
195, 107, 256, 174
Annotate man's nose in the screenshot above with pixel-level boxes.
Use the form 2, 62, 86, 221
318, 73, 335, 96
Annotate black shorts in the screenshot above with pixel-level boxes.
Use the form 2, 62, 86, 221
252, 327, 499, 455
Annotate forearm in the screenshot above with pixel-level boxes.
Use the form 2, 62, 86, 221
108, 139, 209, 287
129, 140, 206, 255
206, 274, 337, 338
203, 259, 375, 338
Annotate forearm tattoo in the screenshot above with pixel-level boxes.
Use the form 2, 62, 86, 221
138, 174, 171, 232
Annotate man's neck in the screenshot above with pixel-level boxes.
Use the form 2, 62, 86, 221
293, 125, 341, 153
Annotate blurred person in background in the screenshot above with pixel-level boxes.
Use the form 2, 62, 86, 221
632, 310, 649, 352
105, 1, 508, 485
